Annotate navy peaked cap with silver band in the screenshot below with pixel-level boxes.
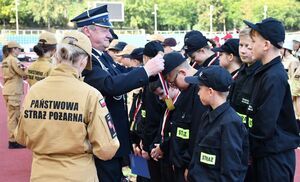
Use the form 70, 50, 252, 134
71, 5, 112, 28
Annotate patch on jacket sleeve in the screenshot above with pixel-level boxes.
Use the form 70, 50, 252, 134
200, 152, 216, 165
99, 98, 106, 108
105, 114, 117, 138
176, 127, 189, 139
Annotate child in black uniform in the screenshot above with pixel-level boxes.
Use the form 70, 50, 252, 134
227, 27, 262, 182
185, 66, 249, 181
213, 38, 242, 78
162, 52, 207, 182
244, 18, 300, 182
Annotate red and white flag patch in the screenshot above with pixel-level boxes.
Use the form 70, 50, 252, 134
99, 98, 106, 108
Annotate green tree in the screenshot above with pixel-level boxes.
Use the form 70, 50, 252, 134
157, 0, 198, 30
0, 0, 15, 28
27, 0, 71, 29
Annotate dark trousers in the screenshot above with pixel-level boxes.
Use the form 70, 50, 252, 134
160, 160, 175, 182
173, 166, 185, 182
253, 149, 296, 182
148, 158, 162, 182
137, 176, 151, 182
244, 164, 254, 182
94, 156, 123, 182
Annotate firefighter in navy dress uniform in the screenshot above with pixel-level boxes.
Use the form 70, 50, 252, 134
71, 5, 165, 182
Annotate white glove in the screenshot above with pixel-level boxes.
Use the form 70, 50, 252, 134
144, 54, 165, 77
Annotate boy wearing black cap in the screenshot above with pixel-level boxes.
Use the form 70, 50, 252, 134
163, 52, 207, 182
140, 41, 166, 182
213, 38, 242, 78
244, 18, 300, 181
185, 66, 249, 182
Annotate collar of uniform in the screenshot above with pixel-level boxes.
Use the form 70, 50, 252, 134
286, 54, 297, 61
254, 56, 281, 76
92, 48, 103, 56
246, 61, 262, 75
239, 61, 261, 76
202, 53, 217, 67
50, 63, 79, 79
238, 63, 247, 73
37, 56, 52, 63
231, 68, 240, 77
208, 102, 230, 123
7, 54, 17, 59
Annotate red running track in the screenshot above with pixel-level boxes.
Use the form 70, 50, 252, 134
0, 83, 32, 181
0, 64, 299, 181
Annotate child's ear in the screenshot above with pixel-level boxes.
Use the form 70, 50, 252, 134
264, 40, 272, 51
178, 69, 186, 76
228, 53, 234, 62
209, 88, 214, 95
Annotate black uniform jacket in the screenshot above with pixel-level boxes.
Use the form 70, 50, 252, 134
140, 85, 165, 153
247, 56, 300, 158
129, 89, 143, 145
169, 82, 207, 169
82, 49, 149, 157
228, 61, 261, 128
188, 102, 249, 182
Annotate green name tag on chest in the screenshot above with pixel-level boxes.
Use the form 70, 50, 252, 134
200, 152, 216, 165
176, 127, 189, 139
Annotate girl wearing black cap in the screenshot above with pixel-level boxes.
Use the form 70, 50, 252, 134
215, 38, 242, 78
185, 34, 219, 69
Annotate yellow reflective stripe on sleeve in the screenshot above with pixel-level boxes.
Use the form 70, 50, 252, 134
141, 110, 146, 118
237, 112, 253, 128
237, 112, 247, 124
200, 152, 216, 165
248, 117, 253, 128
176, 127, 189, 139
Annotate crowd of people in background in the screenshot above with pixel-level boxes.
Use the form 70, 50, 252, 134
1, 4, 300, 182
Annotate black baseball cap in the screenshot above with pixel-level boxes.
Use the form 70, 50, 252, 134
185, 65, 232, 92
162, 38, 177, 47
129, 48, 144, 63
162, 52, 186, 76
114, 42, 127, 51
143, 41, 164, 58
212, 38, 240, 57
243, 17, 285, 49
185, 34, 208, 57
184, 30, 204, 42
